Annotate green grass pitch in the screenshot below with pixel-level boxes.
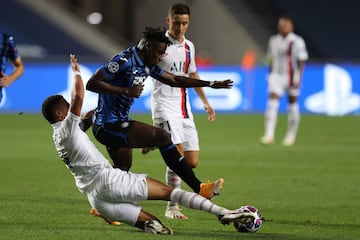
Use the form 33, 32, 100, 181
0, 113, 359, 240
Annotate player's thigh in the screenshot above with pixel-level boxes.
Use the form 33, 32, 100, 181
268, 73, 286, 97
127, 121, 171, 147
182, 119, 199, 151
92, 122, 133, 148
154, 118, 184, 145
96, 169, 148, 202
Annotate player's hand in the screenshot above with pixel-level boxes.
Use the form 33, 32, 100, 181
204, 104, 216, 123
126, 84, 144, 98
70, 54, 80, 73
0, 72, 9, 87
0, 74, 6, 87
209, 79, 233, 89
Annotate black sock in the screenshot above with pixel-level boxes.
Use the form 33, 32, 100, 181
160, 144, 201, 193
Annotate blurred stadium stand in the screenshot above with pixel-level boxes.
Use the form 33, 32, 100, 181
224, 0, 360, 62
2, 0, 360, 63
1, 0, 126, 62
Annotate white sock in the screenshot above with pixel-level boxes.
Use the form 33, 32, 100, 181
264, 98, 279, 139
286, 102, 300, 139
166, 167, 181, 209
170, 188, 229, 216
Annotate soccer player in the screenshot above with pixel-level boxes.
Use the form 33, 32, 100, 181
86, 27, 232, 199
0, 32, 24, 108
143, 3, 216, 220
42, 54, 254, 234
260, 16, 308, 146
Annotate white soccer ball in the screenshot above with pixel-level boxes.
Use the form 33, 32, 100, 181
233, 205, 262, 233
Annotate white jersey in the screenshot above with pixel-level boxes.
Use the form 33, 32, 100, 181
150, 32, 197, 120
51, 112, 112, 193
267, 32, 308, 76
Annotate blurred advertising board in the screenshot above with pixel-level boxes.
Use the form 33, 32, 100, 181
2, 63, 360, 116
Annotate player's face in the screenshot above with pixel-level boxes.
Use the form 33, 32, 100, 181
167, 13, 190, 42
278, 18, 293, 37
145, 41, 167, 67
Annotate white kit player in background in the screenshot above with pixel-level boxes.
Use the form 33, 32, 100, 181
142, 3, 221, 219
261, 15, 308, 146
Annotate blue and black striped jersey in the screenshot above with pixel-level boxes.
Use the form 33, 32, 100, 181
94, 46, 163, 124
0, 32, 19, 73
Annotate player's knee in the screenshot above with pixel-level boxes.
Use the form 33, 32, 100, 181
189, 161, 199, 168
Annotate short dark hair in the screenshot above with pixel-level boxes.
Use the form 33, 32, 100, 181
279, 15, 293, 22
169, 3, 190, 16
142, 27, 171, 46
42, 95, 67, 123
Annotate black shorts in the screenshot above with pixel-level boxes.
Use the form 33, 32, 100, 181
92, 121, 135, 149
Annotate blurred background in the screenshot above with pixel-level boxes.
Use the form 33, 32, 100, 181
1, 0, 360, 115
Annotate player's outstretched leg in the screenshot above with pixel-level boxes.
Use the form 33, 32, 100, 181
164, 167, 188, 219
160, 144, 224, 198
170, 188, 253, 225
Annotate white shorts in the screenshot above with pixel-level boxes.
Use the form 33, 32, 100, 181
87, 168, 148, 226
267, 72, 300, 97
153, 118, 199, 151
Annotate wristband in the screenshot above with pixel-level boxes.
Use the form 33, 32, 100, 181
209, 81, 215, 87
74, 71, 81, 76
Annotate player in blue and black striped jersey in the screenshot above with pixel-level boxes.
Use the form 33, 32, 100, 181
87, 27, 232, 200
0, 32, 24, 108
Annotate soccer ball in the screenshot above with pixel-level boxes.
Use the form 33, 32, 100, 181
233, 205, 262, 233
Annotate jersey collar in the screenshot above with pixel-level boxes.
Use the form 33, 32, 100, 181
132, 46, 145, 67
166, 31, 186, 45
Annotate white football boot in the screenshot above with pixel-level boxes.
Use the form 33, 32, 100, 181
144, 219, 173, 235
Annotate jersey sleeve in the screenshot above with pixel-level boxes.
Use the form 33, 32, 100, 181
6, 35, 19, 61
149, 65, 163, 79
266, 36, 275, 64
61, 112, 81, 137
296, 37, 309, 61
100, 54, 130, 81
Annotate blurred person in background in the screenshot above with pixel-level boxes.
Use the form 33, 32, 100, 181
0, 32, 24, 108
260, 16, 308, 146
142, 3, 217, 220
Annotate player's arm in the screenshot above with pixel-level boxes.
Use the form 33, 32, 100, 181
293, 60, 306, 87
69, 54, 84, 117
190, 72, 216, 123
86, 69, 143, 98
155, 70, 233, 89
0, 57, 24, 87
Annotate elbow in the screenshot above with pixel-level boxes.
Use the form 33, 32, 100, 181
86, 80, 96, 91
19, 66, 25, 76
71, 92, 84, 103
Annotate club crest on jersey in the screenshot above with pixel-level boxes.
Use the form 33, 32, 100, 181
108, 62, 119, 73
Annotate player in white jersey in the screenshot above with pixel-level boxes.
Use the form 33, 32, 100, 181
261, 16, 308, 146
41, 54, 254, 234
143, 3, 218, 219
